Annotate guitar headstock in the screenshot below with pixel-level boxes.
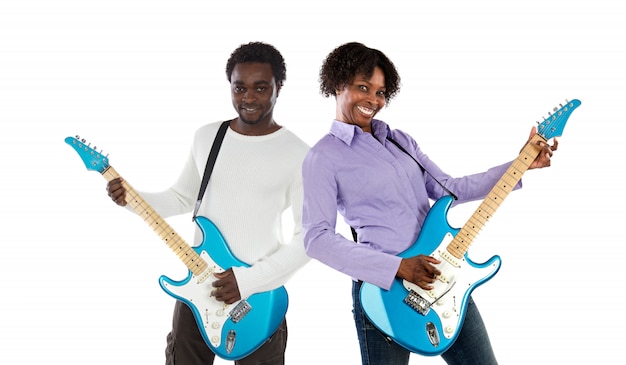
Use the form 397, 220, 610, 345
65, 136, 110, 174
536, 99, 581, 140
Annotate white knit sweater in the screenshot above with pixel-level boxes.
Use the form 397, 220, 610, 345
139, 121, 311, 299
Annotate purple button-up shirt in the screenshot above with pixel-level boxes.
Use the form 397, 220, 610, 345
302, 119, 516, 290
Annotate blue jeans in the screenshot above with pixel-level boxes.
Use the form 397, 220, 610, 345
352, 281, 498, 365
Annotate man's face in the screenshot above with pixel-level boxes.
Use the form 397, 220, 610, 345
230, 62, 280, 126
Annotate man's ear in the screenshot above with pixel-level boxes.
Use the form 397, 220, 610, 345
275, 81, 282, 97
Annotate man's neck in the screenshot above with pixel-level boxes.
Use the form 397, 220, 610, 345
230, 118, 281, 136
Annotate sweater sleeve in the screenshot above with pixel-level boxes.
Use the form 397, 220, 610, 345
231, 168, 311, 299
137, 149, 200, 217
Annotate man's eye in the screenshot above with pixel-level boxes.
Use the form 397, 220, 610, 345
256, 87, 267, 92
234, 87, 244, 93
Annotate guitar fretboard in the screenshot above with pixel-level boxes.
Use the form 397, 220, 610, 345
101, 167, 208, 275
447, 134, 545, 258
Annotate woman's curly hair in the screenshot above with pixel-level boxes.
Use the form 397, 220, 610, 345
225, 42, 287, 87
319, 42, 401, 104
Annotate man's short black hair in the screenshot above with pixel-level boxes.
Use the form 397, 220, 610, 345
225, 42, 287, 87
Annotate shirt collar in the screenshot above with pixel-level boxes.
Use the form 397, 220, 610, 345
329, 119, 390, 145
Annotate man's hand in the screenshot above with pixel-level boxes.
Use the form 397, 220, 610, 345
106, 177, 127, 206
211, 269, 242, 304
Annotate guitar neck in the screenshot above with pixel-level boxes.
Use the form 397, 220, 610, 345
101, 166, 208, 275
446, 134, 546, 258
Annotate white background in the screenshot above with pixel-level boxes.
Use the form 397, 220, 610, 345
1, 0, 624, 364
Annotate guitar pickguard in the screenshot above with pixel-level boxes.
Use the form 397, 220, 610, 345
403, 239, 500, 342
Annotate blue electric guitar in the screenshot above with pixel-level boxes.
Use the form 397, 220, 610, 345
65, 136, 288, 360
359, 99, 581, 356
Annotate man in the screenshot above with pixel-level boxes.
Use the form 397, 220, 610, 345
106, 42, 310, 365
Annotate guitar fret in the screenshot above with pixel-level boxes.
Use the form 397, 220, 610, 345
492, 182, 512, 196
475, 206, 492, 222
167, 235, 208, 274
161, 231, 178, 244
445, 134, 545, 258
101, 166, 207, 274
466, 216, 483, 234
480, 200, 500, 217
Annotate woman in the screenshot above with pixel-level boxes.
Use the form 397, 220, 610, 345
301, 42, 556, 365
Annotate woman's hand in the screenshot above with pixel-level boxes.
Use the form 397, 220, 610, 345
526, 126, 558, 170
397, 255, 441, 290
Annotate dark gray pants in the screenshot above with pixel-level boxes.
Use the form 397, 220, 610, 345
165, 300, 288, 365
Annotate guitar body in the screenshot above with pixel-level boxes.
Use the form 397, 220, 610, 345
159, 216, 289, 360
359, 196, 501, 356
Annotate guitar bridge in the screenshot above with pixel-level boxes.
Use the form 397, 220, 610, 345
404, 289, 431, 315
229, 300, 252, 323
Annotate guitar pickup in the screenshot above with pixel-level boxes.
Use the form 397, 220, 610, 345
404, 289, 431, 315
438, 249, 462, 268
196, 267, 215, 284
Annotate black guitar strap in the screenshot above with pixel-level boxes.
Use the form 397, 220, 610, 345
350, 136, 458, 242
192, 120, 230, 221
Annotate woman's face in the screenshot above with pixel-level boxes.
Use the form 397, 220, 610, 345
335, 66, 386, 133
